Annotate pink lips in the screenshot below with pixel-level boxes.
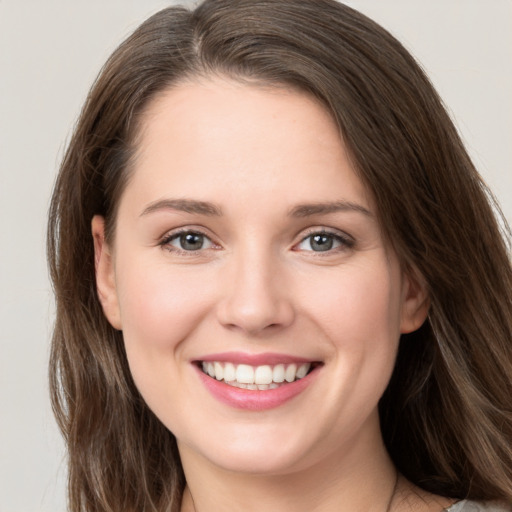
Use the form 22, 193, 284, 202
193, 352, 321, 411
198, 351, 314, 366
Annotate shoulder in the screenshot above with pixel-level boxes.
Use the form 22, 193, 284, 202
445, 500, 511, 512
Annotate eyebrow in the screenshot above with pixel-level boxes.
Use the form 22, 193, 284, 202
288, 201, 373, 218
140, 198, 223, 217
140, 198, 372, 219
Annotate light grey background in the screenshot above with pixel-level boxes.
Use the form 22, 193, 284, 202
0, 1, 510, 511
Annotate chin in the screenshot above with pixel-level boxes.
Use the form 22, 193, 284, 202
207, 447, 308, 476
179, 424, 317, 476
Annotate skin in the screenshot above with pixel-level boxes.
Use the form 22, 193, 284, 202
92, 78, 450, 511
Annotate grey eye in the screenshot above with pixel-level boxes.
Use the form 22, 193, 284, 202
308, 234, 335, 251
296, 232, 349, 252
169, 232, 213, 251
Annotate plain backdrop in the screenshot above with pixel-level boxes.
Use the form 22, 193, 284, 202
0, 1, 510, 511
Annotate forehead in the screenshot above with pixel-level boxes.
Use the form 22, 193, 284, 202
137, 78, 339, 160
123, 78, 372, 215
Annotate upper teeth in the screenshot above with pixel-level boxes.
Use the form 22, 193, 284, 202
202, 361, 311, 385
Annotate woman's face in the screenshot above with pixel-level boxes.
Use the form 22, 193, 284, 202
93, 79, 428, 476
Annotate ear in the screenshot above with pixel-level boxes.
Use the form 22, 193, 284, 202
400, 268, 430, 334
91, 215, 122, 330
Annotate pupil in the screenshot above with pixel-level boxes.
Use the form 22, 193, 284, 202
311, 234, 333, 251
180, 233, 203, 250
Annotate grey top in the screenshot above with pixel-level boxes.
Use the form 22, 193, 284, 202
445, 500, 510, 512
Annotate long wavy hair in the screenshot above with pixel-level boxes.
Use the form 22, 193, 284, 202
47, 1, 512, 510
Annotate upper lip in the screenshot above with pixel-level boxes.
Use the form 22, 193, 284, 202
194, 351, 319, 366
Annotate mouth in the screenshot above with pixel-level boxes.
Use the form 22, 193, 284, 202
198, 361, 320, 390
194, 354, 323, 410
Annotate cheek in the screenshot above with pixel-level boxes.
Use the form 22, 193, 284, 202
115, 258, 215, 352
305, 262, 404, 424
113, 259, 217, 418
297, 260, 404, 348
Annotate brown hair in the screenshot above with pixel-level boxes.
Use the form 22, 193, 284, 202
47, 1, 512, 510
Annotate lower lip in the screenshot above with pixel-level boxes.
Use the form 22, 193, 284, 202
195, 365, 320, 411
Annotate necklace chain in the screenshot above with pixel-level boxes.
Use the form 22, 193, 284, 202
187, 470, 400, 512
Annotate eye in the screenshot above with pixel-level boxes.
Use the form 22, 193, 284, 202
296, 231, 353, 252
163, 231, 214, 252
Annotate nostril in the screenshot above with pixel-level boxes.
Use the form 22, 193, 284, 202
217, 302, 295, 335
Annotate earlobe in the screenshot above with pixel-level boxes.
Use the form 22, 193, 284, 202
400, 269, 430, 334
91, 215, 122, 330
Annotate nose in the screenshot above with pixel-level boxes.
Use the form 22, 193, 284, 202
216, 247, 295, 336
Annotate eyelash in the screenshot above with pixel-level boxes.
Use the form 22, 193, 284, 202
294, 229, 355, 254
159, 228, 355, 255
159, 229, 218, 255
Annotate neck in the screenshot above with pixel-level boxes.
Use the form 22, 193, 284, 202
179, 420, 398, 512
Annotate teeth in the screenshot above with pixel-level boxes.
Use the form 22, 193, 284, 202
254, 365, 273, 385
214, 362, 224, 381
236, 364, 254, 384
201, 361, 312, 387
285, 364, 297, 382
223, 362, 236, 381
272, 364, 285, 383
296, 363, 310, 379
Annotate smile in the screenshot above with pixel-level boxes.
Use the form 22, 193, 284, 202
195, 355, 322, 410
201, 361, 312, 390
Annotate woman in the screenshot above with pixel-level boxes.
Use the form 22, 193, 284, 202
47, 1, 512, 511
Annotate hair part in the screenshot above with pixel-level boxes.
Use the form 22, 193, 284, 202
48, 1, 512, 510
